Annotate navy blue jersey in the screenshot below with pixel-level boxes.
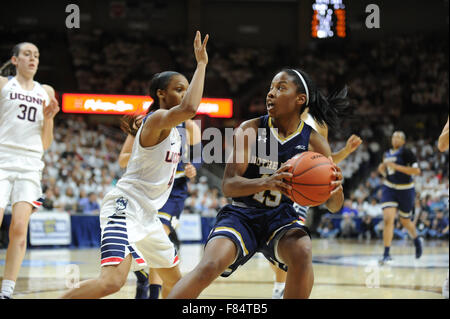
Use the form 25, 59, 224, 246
232, 115, 312, 210
383, 146, 417, 186
175, 122, 189, 178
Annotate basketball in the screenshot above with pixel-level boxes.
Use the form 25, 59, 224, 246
285, 151, 336, 206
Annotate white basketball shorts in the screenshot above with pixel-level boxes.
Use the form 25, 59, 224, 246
0, 168, 43, 210
99, 188, 179, 270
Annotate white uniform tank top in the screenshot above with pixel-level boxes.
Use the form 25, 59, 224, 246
0, 77, 49, 171
115, 124, 182, 210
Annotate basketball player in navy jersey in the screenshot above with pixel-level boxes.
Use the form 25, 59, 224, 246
437, 116, 449, 299
119, 71, 202, 299
0, 42, 59, 299
168, 68, 346, 299
270, 122, 361, 298
378, 131, 422, 264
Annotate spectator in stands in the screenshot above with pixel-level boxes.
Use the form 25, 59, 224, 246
184, 191, 198, 214
359, 214, 376, 240
78, 192, 100, 215
366, 171, 382, 196
362, 197, 383, 218
414, 210, 431, 239
340, 199, 358, 216
76, 189, 88, 213
196, 176, 209, 198
58, 187, 78, 214
340, 213, 356, 239
393, 219, 409, 240
428, 210, 449, 239
317, 216, 339, 239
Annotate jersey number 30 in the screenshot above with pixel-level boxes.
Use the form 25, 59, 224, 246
17, 104, 37, 122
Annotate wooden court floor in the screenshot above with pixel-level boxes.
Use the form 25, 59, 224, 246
1, 238, 448, 299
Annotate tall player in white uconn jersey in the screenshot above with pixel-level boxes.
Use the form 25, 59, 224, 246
61, 31, 209, 299
0, 42, 59, 299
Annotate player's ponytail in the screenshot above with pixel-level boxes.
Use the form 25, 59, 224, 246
120, 71, 182, 136
0, 42, 28, 76
284, 68, 351, 130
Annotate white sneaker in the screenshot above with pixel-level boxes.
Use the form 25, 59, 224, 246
272, 288, 284, 299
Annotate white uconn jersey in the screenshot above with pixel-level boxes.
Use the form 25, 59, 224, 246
0, 77, 49, 171
116, 125, 182, 210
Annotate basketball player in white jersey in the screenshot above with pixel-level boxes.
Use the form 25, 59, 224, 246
0, 42, 59, 299
269, 106, 362, 299
61, 31, 209, 299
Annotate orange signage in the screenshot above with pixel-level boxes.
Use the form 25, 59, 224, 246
62, 93, 233, 118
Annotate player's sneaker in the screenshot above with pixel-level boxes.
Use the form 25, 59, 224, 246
378, 255, 393, 266
414, 237, 423, 259
0, 293, 12, 299
272, 287, 284, 299
135, 281, 149, 299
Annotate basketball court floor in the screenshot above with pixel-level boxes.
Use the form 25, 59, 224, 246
1, 238, 448, 299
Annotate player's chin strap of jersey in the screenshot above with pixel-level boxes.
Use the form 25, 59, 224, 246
188, 141, 203, 170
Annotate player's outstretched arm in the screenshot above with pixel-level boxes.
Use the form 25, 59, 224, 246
332, 134, 362, 164
438, 116, 449, 152
141, 31, 208, 148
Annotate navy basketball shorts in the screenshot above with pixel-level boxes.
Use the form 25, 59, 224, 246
206, 203, 311, 277
157, 193, 187, 231
380, 185, 415, 219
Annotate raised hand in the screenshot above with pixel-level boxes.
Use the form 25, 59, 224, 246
43, 96, 60, 120
193, 31, 209, 66
345, 134, 362, 154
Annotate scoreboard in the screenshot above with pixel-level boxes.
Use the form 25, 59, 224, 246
311, 0, 346, 39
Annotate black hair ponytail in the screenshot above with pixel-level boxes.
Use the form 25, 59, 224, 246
120, 71, 182, 136
0, 42, 30, 76
283, 68, 351, 130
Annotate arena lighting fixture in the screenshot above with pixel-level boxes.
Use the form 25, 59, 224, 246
61, 93, 233, 118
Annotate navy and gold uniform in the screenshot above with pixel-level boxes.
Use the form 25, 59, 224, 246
380, 146, 418, 218
207, 115, 311, 277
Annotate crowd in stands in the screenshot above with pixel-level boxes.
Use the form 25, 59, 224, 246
34, 116, 229, 218
316, 136, 449, 241
1, 28, 448, 242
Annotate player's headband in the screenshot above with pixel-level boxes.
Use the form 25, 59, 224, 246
291, 69, 309, 106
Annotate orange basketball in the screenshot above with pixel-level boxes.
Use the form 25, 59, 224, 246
285, 151, 336, 206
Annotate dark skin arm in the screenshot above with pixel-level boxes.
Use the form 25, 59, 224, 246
222, 119, 293, 197
438, 116, 449, 152
140, 31, 208, 148
222, 121, 344, 213
308, 130, 344, 213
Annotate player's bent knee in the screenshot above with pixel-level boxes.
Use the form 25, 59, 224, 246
196, 260, 225, 283
100, 276, 126, 295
